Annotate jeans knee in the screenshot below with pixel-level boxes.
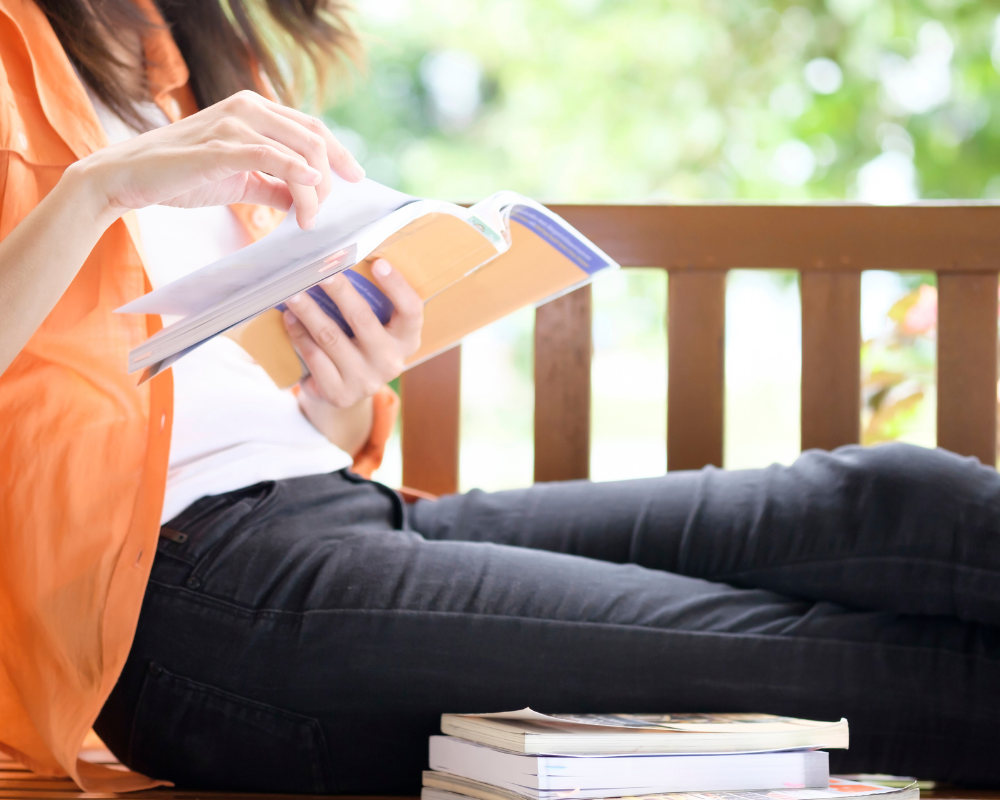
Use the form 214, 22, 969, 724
799, 441, 992, 510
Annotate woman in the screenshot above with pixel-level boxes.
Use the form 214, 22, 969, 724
1, 0, 998, 794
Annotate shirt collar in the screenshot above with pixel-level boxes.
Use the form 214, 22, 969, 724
0, 0, 194, 162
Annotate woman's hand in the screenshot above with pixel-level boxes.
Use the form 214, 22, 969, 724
2, 89, 363, 375
282, 259, 423, 418
73, 90, 363, 231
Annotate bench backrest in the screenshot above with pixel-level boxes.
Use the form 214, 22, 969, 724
400, 204, 1000, 495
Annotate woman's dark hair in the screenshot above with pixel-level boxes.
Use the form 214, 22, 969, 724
34, 0, 360, 128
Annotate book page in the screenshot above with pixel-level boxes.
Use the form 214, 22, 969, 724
462, 708, 844, 733
547, 713, 845, 733
118, 177, 414, 317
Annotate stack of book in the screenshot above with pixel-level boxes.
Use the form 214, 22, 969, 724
422, 710, 919, 800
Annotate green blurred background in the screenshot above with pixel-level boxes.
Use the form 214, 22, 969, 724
318, 0, 1000, 490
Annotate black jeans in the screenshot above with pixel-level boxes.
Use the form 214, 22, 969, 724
95, 443, 1000, 794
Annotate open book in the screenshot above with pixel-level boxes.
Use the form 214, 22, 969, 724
119, 178, 618, 387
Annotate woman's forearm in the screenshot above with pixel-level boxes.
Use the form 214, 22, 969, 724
0, 162, 115, 375
1, 90, 368, 379
297, 390, 375, 457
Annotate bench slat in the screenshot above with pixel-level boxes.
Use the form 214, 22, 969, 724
937, 273, 998, 466
549, 205, 1000, 272
534, 286, 592, 482
800, 272, 861, 452
667, 271, 726, 471
0, 791, 414, 800
401, 346, 462, 495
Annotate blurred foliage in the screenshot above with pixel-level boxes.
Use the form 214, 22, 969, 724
319, 0, 1000, 467
322, 0, 1000, 203
861, 277, 937, 446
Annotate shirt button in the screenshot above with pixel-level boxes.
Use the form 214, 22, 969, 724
17, 132, 27, 149
251, 208, 269, 228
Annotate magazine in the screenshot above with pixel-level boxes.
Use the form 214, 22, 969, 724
421, 772, 918, 800
428, 736, 829, 799
441, 710, 849, 755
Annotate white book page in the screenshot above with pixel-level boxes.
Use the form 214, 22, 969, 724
117, 177, 414, 317
126, 193, 512, 376
132, 198, 505, 357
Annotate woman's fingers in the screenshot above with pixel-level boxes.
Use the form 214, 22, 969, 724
204, 117, 322, 228
281, 263, 425, 406
101, 90, 359, 218
227, 143, 320, 227
283, 267, 420, 405
264, 101, 365, 184
285, 290, 362, 365
285, 179, 320, 230
282, 304, 350, 404
216, 141, 322, 188
200, 135, 318, 227
314, 274, 406, 390
318, 273, 395, 356
239, 172, 293, 211
220, 91, 364, 185
370, 259, 423, 352
234, 103, 336, 207
284, 291, 376, 404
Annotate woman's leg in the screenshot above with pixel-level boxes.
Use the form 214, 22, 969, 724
96, 462, 1000, 794
412, 442, 1000, 625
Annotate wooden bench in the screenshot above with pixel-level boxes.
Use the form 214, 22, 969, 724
0, 744, 419, 799
4, 203, 999, 799
402, 203, 1000, 494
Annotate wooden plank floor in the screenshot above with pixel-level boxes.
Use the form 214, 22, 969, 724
3, 745, 998, 800
0, 748, 411, 800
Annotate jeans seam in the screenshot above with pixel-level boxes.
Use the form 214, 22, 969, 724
143, 579, 995, 661
715, 555, 1000, 586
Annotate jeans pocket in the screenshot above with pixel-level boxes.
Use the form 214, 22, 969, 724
154, 482, 277, 587
128, 662, 335, 793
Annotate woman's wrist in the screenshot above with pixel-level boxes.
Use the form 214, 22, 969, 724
59, 158, 123, 233
298, 389, 375, 456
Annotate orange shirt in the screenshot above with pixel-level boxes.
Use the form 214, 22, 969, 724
0, 0, 395, 790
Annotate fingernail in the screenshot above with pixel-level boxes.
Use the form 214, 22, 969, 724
301, 215, 316, 230
287, 294, 303, 306
372, 259, 391, 277
348, 160, 366, 181
321, 273, 345, 287
307, 167, 323, 184
283, 309, 298, 325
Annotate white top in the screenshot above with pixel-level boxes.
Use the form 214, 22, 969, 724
86, 93, 353, 524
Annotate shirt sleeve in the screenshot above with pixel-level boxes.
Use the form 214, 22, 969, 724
350, 383, 400, 479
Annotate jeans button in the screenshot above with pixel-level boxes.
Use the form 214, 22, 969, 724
186, 576, 201, 589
